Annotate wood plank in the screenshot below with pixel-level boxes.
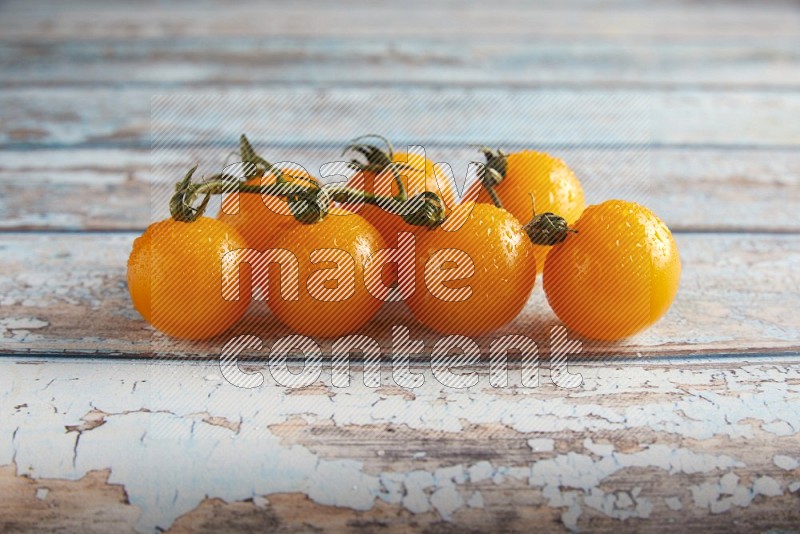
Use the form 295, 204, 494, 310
4, 38, 800, 90
1, 357, 799, 531
2, 146, 799, 232
0, 232, 798, 358
2, 88, 799, 149
2, 0, 799, 40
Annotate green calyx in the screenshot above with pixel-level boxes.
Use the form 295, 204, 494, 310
479, 147, 508, 186
170, 135, 326, 224
287, 186, 330, 225
343, 134, 394, 174
170, 166, 235, 223
523, 212, 577, 246
476, 147, 508, 210
400, 191, 447, 229
343, 134, 411, 202
239, 134, 278, 181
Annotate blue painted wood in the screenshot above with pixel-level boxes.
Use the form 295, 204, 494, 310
3, 37, 800, 89
2, 88, 800, 149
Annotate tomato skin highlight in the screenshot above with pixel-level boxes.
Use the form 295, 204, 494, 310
265, 209, 387, 338
127, 217, 251, 340
543, 200, 681, 341
406, 202, 537, 337
469, 150, 585, 274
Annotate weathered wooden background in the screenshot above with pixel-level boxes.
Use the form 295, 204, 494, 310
1, 0, 799, 532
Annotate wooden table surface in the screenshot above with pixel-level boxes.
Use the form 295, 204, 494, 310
1, 0, 799, 532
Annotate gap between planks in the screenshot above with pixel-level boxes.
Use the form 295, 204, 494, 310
3, 352, 800, 367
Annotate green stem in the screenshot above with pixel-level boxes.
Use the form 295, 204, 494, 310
475, 147, 509, 210
478, 164, 505, 210
343, 134, 408, 203
523, 212, 577, 246
483, 182, 504, 210
388, 164, 408, 203
239, 134, 278, 180
170, 168, 444, 228
170, 134, 445, 227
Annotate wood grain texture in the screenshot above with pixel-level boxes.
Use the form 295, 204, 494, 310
2, 0, 799, 530
0, 232, 798, 358
1, 357, 799, 532
2, 146, 798, 232
2, 88, 800, 149
2, 0, 799, 40
0, 466, 139, 533
3, 37, 800, 90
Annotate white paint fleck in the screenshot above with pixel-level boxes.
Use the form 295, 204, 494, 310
0, 317, 50, 341
467, 461, 493, 483
762, 420, 795, 436
664, 496, 682, 510
402, 471, 435, 514
729, 485, 752, 507
561, 504, 581, 531
252, 495, 269, 508
710, 497, 732, 514
528, 438, 554, 452
773, 455, 799, 471
466, 491, 484, 508
377, 473, 404, 505
0, 317, 50, 330
583, 438, 614, 457
430, 483, 463, 520
752, 476, 782, 497
584, 487, 653, 520
615, 491, 634, 509
35, 488, 49, 500
543, 485, 577, 508
690, 482, 720, 509
719, 472, 739, 495
491, 470, 506, 485
788, 481, 800, 493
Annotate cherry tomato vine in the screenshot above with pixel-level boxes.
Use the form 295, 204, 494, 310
129, 133, 681, 342
170, 135, 447, 230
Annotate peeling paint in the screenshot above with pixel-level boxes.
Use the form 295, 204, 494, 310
773, 454, 799, 471
0, 317, 49, 330
752, 476, 782, 497
0, 317, 50, 342
664, 496, 682, 510
1, 360, 799, 532
466, 491, 484, 508
528, 438, 554, 452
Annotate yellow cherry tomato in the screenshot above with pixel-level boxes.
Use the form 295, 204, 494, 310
265, 209, 387, 338
127, 217, 251, 340
468, 150, 585, 274
218, 165, 319, 250
543, 200, 681, 341
406, 202, 537, 336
